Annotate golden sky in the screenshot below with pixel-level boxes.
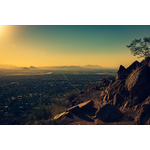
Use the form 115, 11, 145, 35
0, 25, 147, 68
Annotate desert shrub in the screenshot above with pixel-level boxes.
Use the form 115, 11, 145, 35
33, 103, 52, 121
64, 91, 79, 101
100, 77, 108, 82
30, 98, 68, 124
99, 78, 110, 86
50, 103, 67, 118
51, 98, 67, 107
30, 91, 79, 124
126, 37, 150, 58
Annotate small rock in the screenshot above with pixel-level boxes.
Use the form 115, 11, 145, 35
53, 111, 69, 120
113, 92, 124, 107
103, 95, 109, 103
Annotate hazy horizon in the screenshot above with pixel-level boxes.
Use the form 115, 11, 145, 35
0, 63, 117, 69
1, 25, 149, 68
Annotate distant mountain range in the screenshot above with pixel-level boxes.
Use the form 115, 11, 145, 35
83, 65, 102, 68
0, 64, 116, 70
39, 65, 104, 71
0, 64, 18, 69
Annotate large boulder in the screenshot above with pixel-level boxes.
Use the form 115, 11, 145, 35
118, 65, 126, 74
125, 64, 150, 98
123, 60, 141, 76
53, 100, 94, 120
116, 61, 141, 80
116, 65, 126, 80
94, 103, 122, 122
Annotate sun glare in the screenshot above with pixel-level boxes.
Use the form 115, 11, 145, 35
0, 25, 4, 36
0, 25, 8, 37
0, 25, 3, 31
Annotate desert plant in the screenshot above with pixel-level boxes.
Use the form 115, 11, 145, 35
64, 91, 79, 101
99, 78, 110, 86
126, 37, 150, 58
33, 103, 52, 120
51, 98, 67, 107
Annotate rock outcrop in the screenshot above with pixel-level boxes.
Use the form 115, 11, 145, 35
116, 65, 126, 80
123, 60, 141, 76
125, 64, 150, 99
52, 57, 150, 125
116, 60, 141, 80
53, 100, 94, 120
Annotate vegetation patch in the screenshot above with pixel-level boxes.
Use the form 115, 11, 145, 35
64, 91, 80, 102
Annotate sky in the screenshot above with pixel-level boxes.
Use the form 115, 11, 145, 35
1, 25, 150, 68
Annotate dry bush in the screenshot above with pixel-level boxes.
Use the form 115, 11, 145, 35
64, 91, 79, 102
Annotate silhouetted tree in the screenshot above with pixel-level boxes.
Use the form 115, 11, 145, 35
126, 37, 150, 58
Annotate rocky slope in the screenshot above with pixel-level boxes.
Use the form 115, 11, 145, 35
53, 57, 150, 125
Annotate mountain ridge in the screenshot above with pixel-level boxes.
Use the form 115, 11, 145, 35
0, 64, 116, 70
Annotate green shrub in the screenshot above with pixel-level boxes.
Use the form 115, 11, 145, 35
31, 91, 79, 124
51, 98, 67, 107
64, 91, 79, 101
33, 103, 52, 121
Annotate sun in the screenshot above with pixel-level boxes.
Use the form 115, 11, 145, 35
0, 25, 3, 31
0, 25, 6, 37
0, 25, 4, 34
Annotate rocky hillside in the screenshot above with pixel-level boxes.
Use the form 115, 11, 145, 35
52, 57, 150, 125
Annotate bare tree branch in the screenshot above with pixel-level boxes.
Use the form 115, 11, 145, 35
126, 37, 150, 58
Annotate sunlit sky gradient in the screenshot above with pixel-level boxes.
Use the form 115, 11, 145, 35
1, 25, 150, 68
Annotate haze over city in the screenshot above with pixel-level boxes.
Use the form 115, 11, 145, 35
1, 25, 150, 68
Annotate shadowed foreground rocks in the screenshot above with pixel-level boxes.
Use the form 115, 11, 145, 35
52, 57, 150, 125
93, 103, 123, 122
